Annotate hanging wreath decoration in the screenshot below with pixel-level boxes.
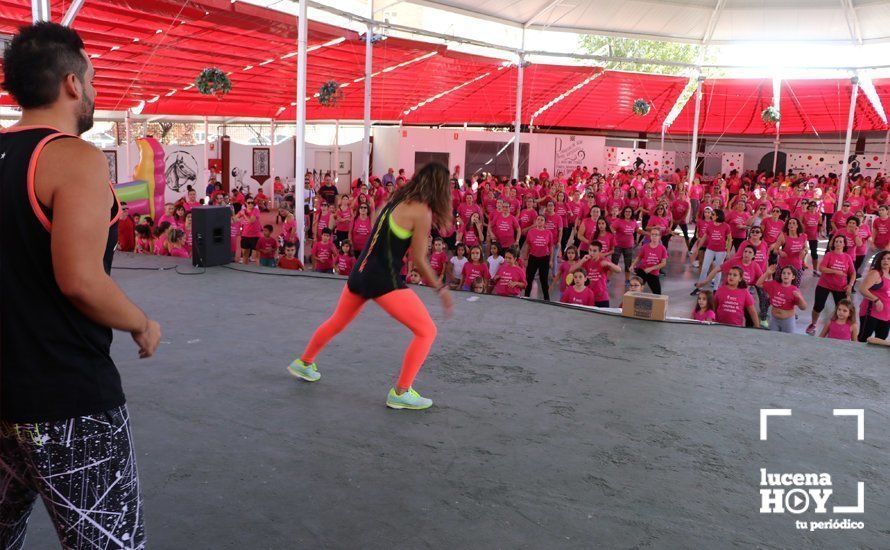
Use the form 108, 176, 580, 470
195, 68, 232, 98
632, 98, 651, 117
762, 106, 781, 125
318, 80, 343, 107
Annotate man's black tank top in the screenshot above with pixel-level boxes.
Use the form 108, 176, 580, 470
347, 199, 412, 299
1, 126, 124, 423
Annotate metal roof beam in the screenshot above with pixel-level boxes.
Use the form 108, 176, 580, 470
61, 0, 86, 27
842, 0, 863, 46
523, 0, 566, 29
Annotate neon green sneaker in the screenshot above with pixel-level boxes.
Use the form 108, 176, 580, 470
287, 359, 320, 382
385, 388, 433, 410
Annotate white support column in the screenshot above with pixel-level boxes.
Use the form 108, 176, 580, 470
268, 120, 276, 200
688, 76, 704, 185
295, 0, 309, 261
202, 116, 209, 197
333, 120, 340, 186
361, 0, 374, 185
61, 0, 85, 26
32, 0, 50, 22
660, 124, 665, 151
839, 76, 860, 203
512, 51, 524, 182
124, 111, 132, 180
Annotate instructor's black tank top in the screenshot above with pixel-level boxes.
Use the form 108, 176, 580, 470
1, 126, 124, 423
347, 199, 413, 299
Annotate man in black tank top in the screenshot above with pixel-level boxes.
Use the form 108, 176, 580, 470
0, 23, 160, 549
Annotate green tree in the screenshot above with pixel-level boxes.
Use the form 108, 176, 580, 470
579, 35, 715, 75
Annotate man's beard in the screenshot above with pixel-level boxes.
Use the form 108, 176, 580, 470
76, 95, 95, 135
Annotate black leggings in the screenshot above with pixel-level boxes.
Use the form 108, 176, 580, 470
525, 255, 550, 301
855, 255, 865, 275
634, 268, 661, 294
859, 315, 890, 341
808, 239, 819, 269
672, 223, 691, 248
731, 237, 745, 253
813, 284, 847, 313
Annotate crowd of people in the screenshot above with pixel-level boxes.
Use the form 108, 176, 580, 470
117, 163, 890, 342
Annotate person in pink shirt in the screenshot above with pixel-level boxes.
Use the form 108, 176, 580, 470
461, 245, 490, 291
772, 217, 808, 283
333, 195, 354, 246
237, 198, 262, 264
713, 266, 758, 328
524, 215, 554, 301
670, 190, 692, 249
183, 188, 201, 213
591, 217, 615, 258
457, 192, 482, 229
698, 245, 764, 295
168, 229, 190, 258
572, 241, 621, 307
760, 207, 785, 252
350, 203, 373, 257
313, 201, 334, 243
832, 217, 863, 264
310, 228, 337, 273
153, 221, 172, 256
551, 246, 579, 299
873, 204, 890, 252
489, 200, 521, 249
334, 240, 356, 276
819, 299, 858, 341
643, 204, 671, 249
691, 290, 717, 323
691, 209, 731, 292
831, 202, 853, 234
460, 212, 484, 250
542, 201, 565, 275
157, 202, 176, 227
857, 250, 890, 341
575, 205, 602, 254
807, 234, 857, 335
517, 195, 539, 249
257, 224, 279, 267
725, 200, 750, 252
428, 237, 448, 286
757, 264, 808, 333
135, 225, 154, 255
800, 201, 822, 272
610, 206, 638, 289
631, 227, 668, 294
560, 268, 597, 306
492, 248, 527, 297
853, 211, 871, 275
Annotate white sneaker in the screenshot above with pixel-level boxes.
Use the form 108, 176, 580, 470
693, 260, 700, 268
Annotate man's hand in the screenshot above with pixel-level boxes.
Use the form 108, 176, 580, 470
132, 319, 162, 358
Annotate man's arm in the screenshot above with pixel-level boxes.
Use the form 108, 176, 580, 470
40, 139, 161, 357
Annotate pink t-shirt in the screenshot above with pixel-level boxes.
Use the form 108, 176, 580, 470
461, 261, 490, 287
704, 222, 731, 252
257, 236, 278, 259
239, 209, 262, 238
429, 251, 447, 277
818, 251, 855, 292
526, 228, 554, 258
778, 234, 808, 269
761, 218, 784, 244
825, 319, 854, 340
725, 211, 749, 239
311, 241, 337, 270
855, 225, 871, 256
611, 219, 638, 249
581, 257, 612, 302
334, 207, 353, 232
561, 285, 597, 306
714, 286, 754, 327
801, 212, 821, 240
544, 214, 564, 243
169, 246, 189, 258
556, 260, 573, 292
670, 200, 689, 222
493, 264, 526, 296
351, 217, 373, 251
635, 244, 668, 275
762, 280, 801, 312
874, 217, 890, 248
721, 258, 763, 287
646, 215, 670, 235
491, 213, 520, 247
692, 309, 716, 323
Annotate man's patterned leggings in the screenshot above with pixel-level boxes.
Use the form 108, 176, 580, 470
0, 405, 145, 549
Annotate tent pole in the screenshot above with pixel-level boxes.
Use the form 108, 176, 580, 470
333, 120, 340, 186
839, 76, 859, 204
124, 111, 132, 181
269, 120, 276, 200
203, 116, 209, 197
771, 76, 781, 175
771, 121, 780, 175
660, 124, 665, 151
512, 32, 525, 182
31, 0, 49, 22
295, 0, 309, 262
361, 0, 373, 186
688, 76, 703, 185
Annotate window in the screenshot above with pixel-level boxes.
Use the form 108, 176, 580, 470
414, 152, 450, 174
464, 140, 529, 179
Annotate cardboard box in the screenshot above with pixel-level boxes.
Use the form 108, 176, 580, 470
621, 292, 668, 321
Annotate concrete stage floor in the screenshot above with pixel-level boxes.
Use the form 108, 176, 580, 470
24, 254, 890, 549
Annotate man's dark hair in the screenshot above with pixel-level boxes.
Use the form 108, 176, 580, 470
2, 22, 87, 109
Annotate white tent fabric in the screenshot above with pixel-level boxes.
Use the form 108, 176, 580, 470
408, 0, 890, 45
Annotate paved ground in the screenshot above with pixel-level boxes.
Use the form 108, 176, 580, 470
21, 253, 890, 549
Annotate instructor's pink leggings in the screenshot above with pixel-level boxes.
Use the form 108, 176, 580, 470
301, 287, 437, 390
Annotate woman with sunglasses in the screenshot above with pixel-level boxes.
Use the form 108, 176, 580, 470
350, 203, 374, 257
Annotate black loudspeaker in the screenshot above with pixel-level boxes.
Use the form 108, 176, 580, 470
191, 206, 231, 267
